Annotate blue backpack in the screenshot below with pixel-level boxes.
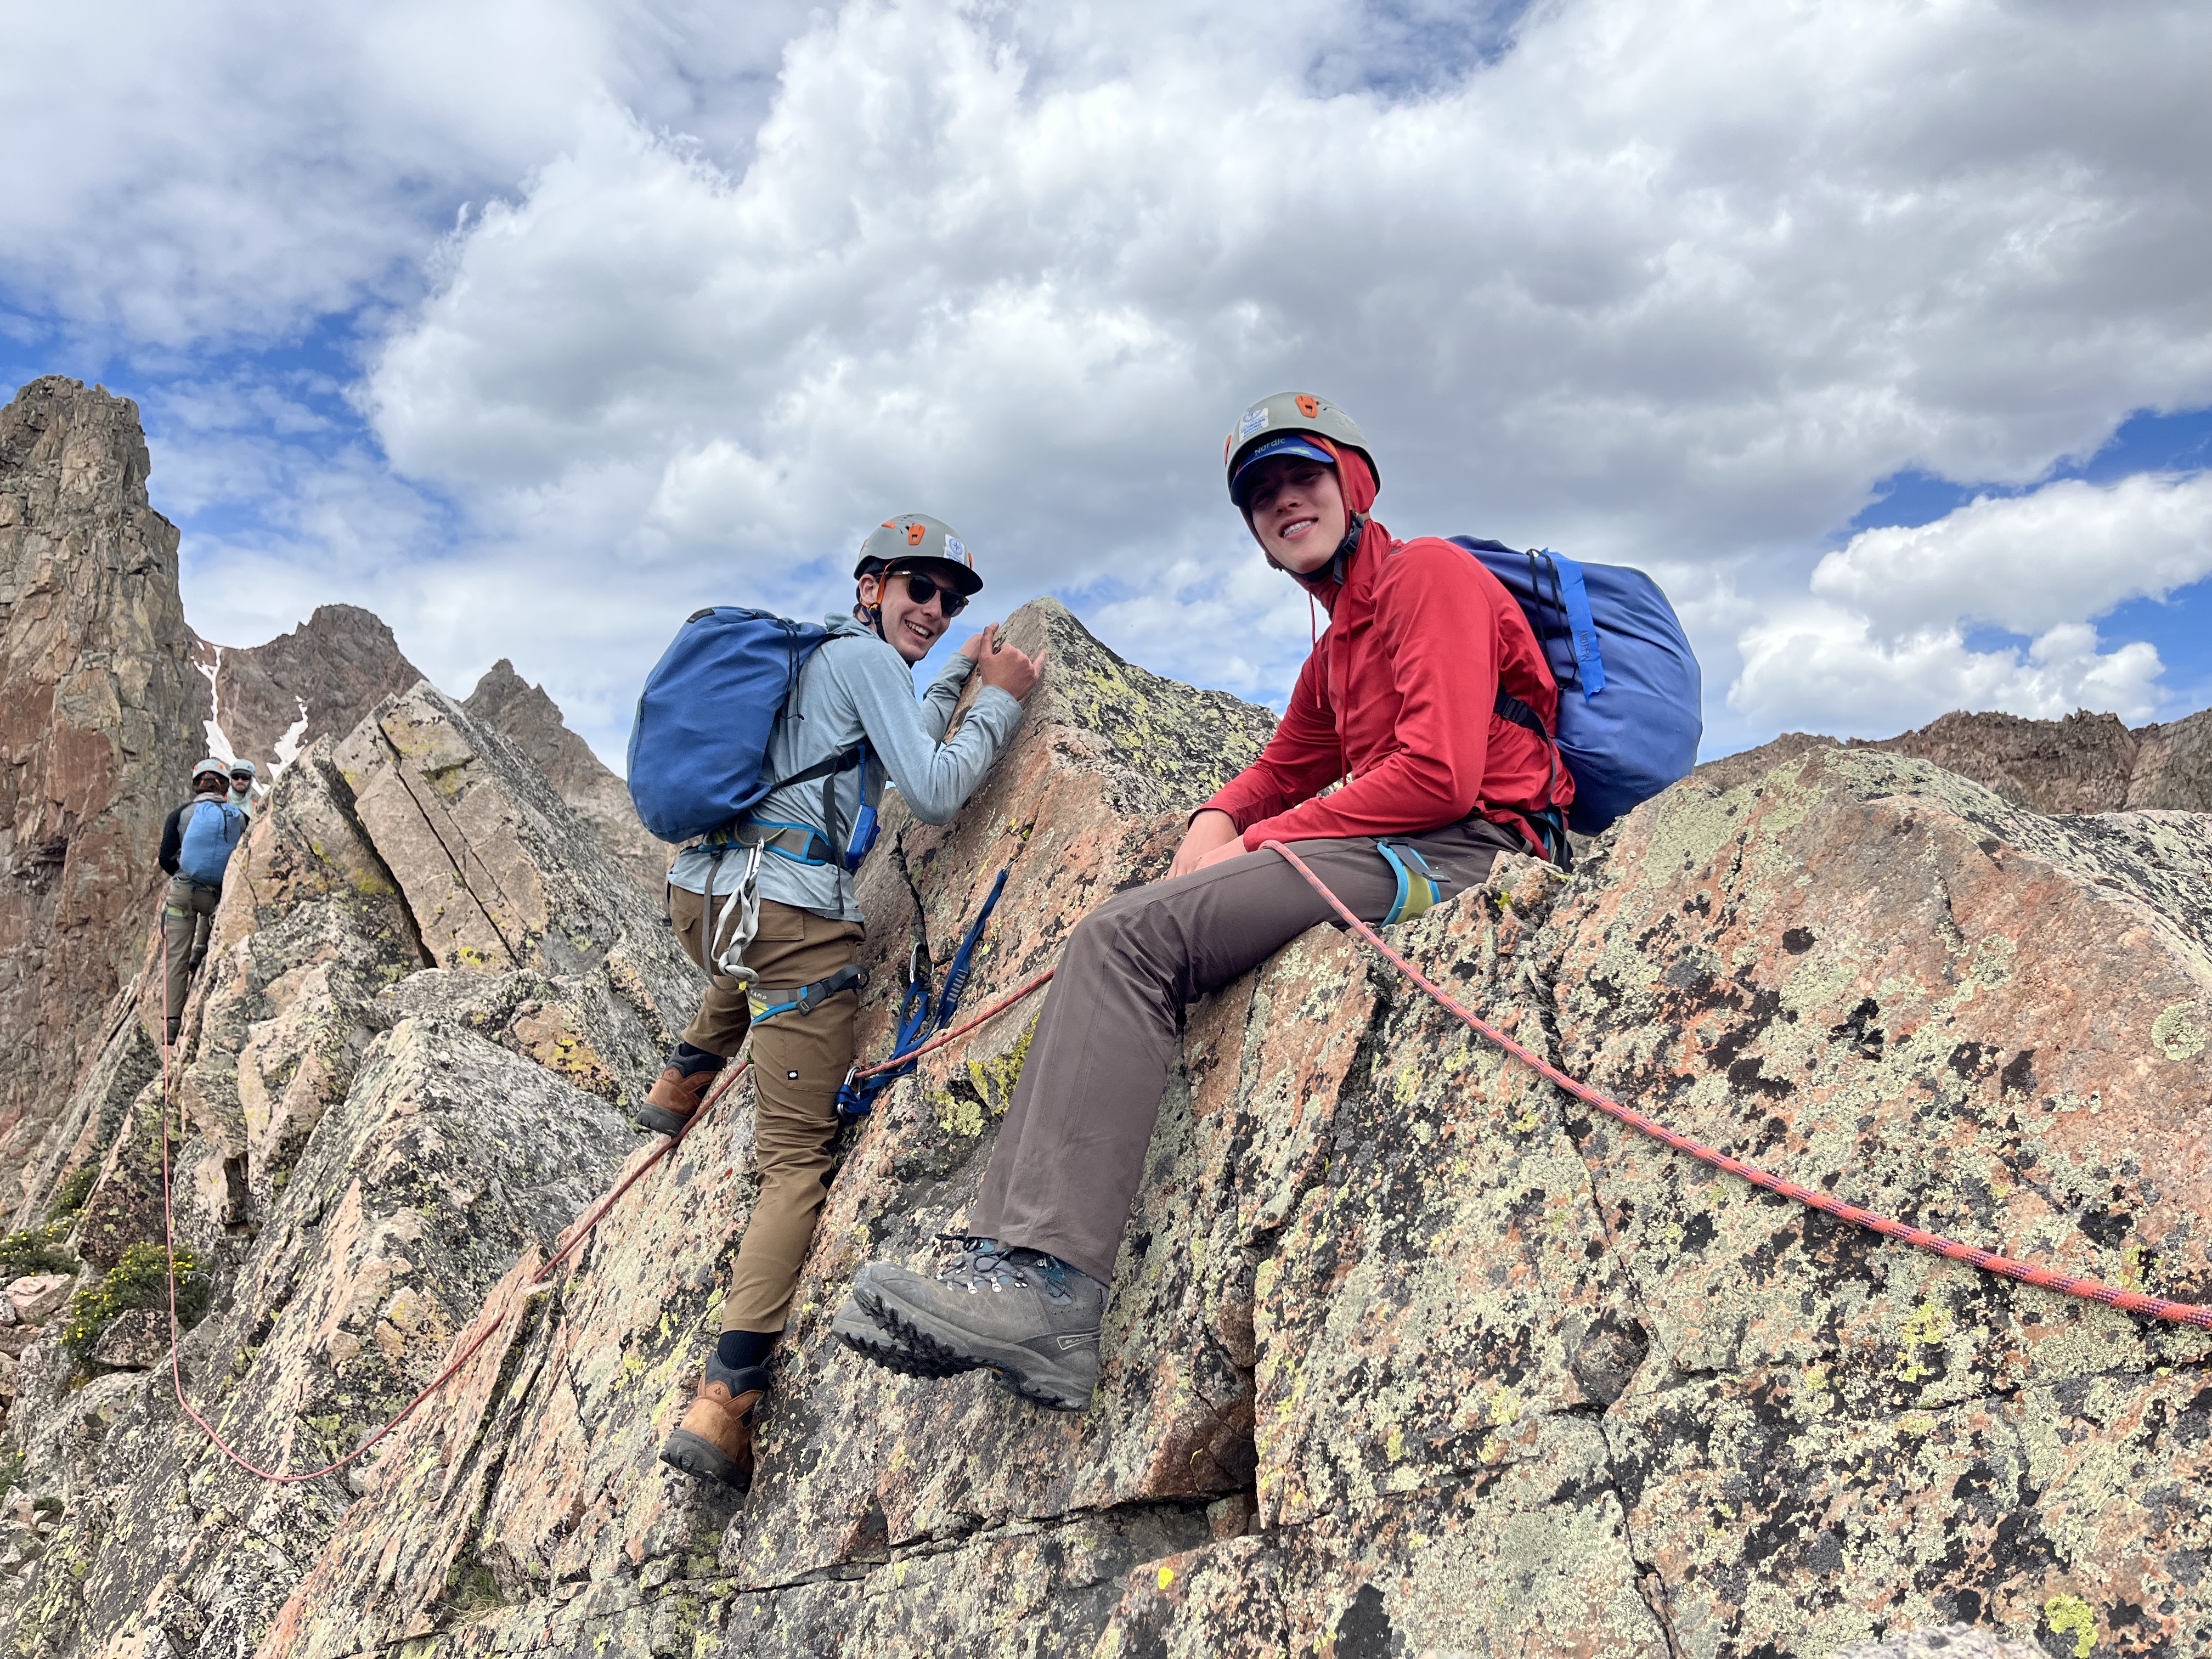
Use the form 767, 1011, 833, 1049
1451, 538, 1703, 837
177, 799, 246, 887
627, 608, 862, 845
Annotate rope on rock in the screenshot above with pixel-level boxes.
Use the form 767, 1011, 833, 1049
154, 920, 759, 1482
150, 828, 2198, 1491
149, 924, 1049, 1483
1260, 838, 2212, 1333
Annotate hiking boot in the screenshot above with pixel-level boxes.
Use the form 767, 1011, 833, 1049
848, 1238, 1104, 1411
163, 1015, 181, 1046
830, 1293, 975, 1380
637, 1058, 722, 1136
659, 1355, 771, 1491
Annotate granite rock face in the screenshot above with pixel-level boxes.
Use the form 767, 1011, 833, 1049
189, 604, 424, 780
0, 377, 207, 1205
1706, 706, 2212, 816
463, 657, 665, 893
6, 594, 2211, 1659
0, 680, 701, 1657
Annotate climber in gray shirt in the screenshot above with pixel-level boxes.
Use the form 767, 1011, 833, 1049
652, 513, 1045, 1498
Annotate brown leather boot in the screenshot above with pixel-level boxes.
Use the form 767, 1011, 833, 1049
659, 1358, 771, 1491
636, 1062, 721, 1136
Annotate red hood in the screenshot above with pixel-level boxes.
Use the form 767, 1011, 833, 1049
1286, 439, 1391, 615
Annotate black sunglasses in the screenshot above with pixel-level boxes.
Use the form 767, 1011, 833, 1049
895, 569, 968, 618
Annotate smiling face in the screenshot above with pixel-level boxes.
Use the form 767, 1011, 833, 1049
1241, 456, 1349, 574
860, 567, 954, 663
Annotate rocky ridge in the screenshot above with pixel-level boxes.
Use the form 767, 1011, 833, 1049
463, 658, 665, 892
188, 605, 424, 781
3, 595, 2205, 1657
0, 377, 206, 1204
1, 673, 701, 1654
1708, 707, 2212, 816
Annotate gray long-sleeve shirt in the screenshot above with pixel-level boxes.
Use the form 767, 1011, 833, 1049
666, 614, 1024, 922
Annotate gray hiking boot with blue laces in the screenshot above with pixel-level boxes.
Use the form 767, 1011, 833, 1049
839, 1238, 1104, 1411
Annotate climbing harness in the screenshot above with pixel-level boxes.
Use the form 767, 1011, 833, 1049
153, 836, 2212, 1488
749, 963, 871, 1024
1374, 839, 1446, 926
835, 867, 1011, 1120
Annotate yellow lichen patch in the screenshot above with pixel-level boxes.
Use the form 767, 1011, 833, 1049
1156, 1566, 1175, 1590
2044, 1592, 2097, 1657
1895, 1296, 1952, 1383
963, 1013, 1039, 1115
2152, 1001, 2207, 1062
935, 1093, 985, 1138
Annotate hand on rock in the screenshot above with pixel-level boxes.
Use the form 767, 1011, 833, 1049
972, 625, 1046, 699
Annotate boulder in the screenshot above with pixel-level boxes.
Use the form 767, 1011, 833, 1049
6, 1274, 71, 1324
248, 612, 2207, 1659
86, 1307, 165, 1370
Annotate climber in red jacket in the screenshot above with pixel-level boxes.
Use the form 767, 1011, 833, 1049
833, 392, 1571, 1410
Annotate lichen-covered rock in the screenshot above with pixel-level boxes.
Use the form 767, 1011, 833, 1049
0, 679, 699, 1657
462, 657, 666, 894
0, 378, 207, 1208
10, 591, 2212, 1658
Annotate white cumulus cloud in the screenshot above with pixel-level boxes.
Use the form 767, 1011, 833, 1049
1732, 471, 2212, 733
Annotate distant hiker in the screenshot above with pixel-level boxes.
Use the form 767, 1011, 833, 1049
157, 757, 250, 1045
227, 759, 266, 819
644, 516, 1046, 1494
834, 393, 1582, 1412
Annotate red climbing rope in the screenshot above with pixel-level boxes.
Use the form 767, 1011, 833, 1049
1260, 839, 2212, 1332
154, 919, 753, 1482
849, 968, 1055, 1081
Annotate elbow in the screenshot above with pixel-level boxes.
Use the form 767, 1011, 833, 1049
906, 792, 960, 826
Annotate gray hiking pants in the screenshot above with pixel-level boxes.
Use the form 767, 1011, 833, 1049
162, 875, 219, 1027
968, 819, 1522, 1283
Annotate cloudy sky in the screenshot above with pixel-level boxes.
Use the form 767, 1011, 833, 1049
4, 0, 2209, 766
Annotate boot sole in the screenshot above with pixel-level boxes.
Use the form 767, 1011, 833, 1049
633, 1102, 695, 1137
831, 1303, 974, 1380
659, 1428, 749, 1492
853, 1284, 1095, 1412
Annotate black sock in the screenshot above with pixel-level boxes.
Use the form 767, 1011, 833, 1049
672, 1041, 726, 1076
717, 1329, 775, 1372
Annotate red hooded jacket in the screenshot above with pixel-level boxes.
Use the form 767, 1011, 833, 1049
1200, 445, 1571, 850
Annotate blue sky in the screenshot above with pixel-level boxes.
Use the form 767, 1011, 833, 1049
4, 0, 2209, 768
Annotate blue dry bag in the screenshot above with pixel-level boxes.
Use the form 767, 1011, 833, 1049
1452, 538, 1703, 836
627, 608, 839, 844
177, 799, 246, 887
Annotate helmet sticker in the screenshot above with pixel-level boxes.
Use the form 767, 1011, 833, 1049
1295, 394, 1321, 418
1238, 406, 1271, 439
942, 535, 968, 565
906, 522, 927, 546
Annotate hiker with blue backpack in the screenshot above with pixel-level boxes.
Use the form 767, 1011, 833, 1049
157, 757, 250, 1045
630, 515, 1045, 1492
833, 392, 1700, 1413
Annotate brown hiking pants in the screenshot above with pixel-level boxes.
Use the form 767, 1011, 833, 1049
969, 820, 1523, 1283
162, 876, 219, 1025
667, 887, 865, 1334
